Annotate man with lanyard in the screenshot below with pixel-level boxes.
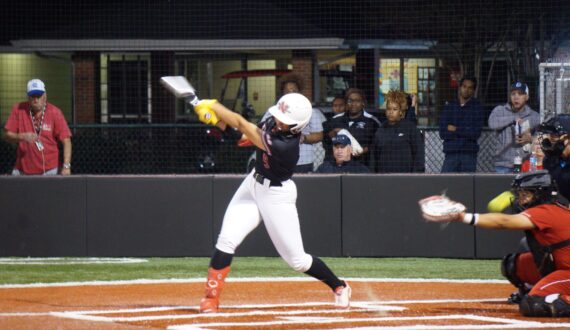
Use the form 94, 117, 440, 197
4, 79, 72, 175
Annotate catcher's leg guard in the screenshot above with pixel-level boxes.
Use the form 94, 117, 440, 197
502, 253, 531, 304
502, 253, 523, 287
519, 295, 552, 317
199, 266, 231, 313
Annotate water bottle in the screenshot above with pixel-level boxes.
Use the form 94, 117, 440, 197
513, 155, 522, 173
529, 152, 538, 172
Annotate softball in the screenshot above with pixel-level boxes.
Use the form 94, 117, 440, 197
487, 190, 514, 213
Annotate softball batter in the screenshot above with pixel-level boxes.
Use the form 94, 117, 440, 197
193, 93, 351, 313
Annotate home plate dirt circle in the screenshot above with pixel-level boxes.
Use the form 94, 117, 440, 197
1, 278, 569, 329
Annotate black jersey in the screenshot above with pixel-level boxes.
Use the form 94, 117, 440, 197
255, 119, 300, 182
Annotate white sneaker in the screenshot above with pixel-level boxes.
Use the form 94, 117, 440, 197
334, 282, 351, 308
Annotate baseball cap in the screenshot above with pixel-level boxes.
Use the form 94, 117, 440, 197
27, 79, 46, 97
332, 134, 351, 146
510, 81, 529, 95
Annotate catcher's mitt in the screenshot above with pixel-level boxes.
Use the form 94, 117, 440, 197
418, 195, 466, 223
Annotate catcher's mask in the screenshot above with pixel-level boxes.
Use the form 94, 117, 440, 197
510, 170, 558, 211
537, 114, 570, 157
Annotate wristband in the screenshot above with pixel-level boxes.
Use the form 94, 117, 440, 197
462, 213, 478, 226
63, 163, 71, 169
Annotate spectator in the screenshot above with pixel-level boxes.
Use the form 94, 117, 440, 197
260, 73, 324, 173
316, 134, 370, 173
328, 88, 381, 168
536, 114, 570, 200
331, 95, 346, 115
374, 90, 424, 173
4, 79, 72, 175
488, 81, 540, 173
322, 95, 346, 161
438, 76, 484, 173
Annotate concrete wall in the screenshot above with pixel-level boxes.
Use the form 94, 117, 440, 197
0, 174, 519, 258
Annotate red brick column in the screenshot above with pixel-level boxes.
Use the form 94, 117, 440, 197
72, 52, 99, 124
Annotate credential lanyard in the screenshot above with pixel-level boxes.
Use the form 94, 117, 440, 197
30, 106, 45, 137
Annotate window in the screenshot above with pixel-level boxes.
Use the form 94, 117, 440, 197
101, 54, 151, 123
379, 58, 437, 125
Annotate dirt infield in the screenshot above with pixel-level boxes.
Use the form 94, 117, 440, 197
1, 279, 570, 329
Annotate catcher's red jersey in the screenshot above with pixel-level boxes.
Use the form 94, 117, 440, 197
522, 204, 570, 270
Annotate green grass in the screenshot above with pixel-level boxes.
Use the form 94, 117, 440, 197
0, 257, 504, 285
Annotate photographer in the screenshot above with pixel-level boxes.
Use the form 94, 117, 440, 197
537, 114, 570, 200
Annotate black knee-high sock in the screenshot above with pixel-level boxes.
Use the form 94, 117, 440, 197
210, 249, 234, 270
304, 256, 345, 291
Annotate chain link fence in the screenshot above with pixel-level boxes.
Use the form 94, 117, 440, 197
1, 125, 499, 174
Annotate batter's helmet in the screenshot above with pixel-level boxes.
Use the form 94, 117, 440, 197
268, 93, 312, 134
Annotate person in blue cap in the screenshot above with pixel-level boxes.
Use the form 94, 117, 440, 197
4, 79, 72, 175
488, 81, 540, 173
316, 134, 370, 173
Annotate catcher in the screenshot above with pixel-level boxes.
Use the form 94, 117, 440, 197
419, 170, 570, 317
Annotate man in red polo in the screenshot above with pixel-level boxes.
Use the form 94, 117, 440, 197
4, 79, 72, 175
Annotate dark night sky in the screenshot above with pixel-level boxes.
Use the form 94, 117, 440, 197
1, 0, 568, 46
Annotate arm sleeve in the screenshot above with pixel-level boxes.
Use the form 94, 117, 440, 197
521, 205, 554, 231
406, 106, 417, 125
306, 110, 323, 133
455, 103, 484, 140
373, 129, 382, 172
411, 126, 425, 172
54, 109, 72, 141
329, 116, 348, 130
438, 104, 452, 140
4, 104, 21, 133
488, 105, 514, 130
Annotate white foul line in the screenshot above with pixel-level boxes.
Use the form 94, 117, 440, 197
0, 257, 147, 265
0, 277, 509, 289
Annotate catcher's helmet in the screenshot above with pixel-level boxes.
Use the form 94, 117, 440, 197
511, 170, 558, 210
268, 93, 312, 134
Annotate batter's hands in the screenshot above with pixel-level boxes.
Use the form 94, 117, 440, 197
194, 100, 220, 125
61, 168, 71, 176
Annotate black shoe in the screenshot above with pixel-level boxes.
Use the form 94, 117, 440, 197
508, 292, 523, 304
